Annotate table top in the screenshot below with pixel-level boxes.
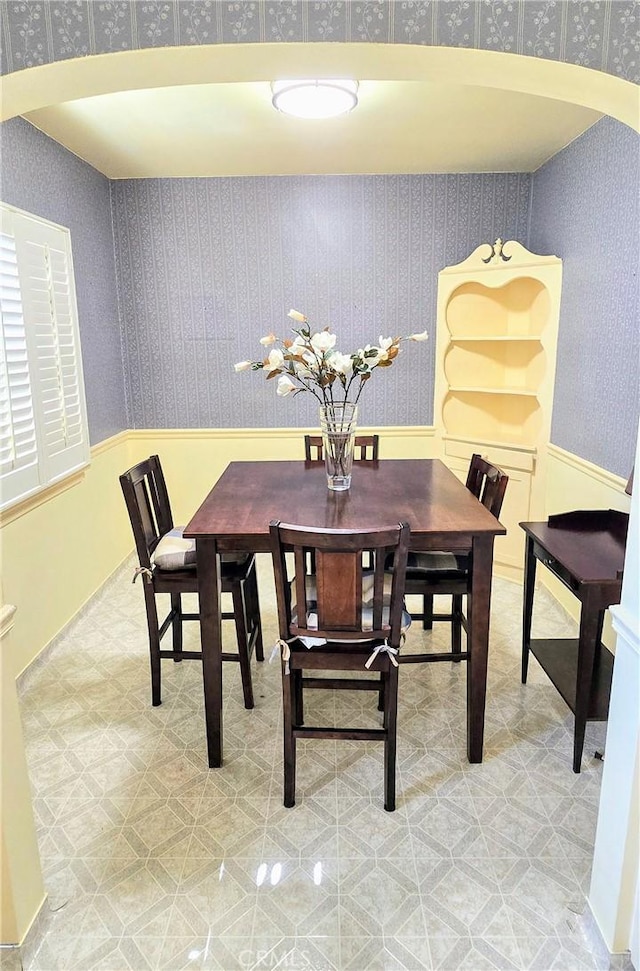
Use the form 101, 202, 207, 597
185, 458, 506, 552
520, 509, 628, 587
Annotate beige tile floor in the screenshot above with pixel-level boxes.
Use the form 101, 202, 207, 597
12, 555, 626, 971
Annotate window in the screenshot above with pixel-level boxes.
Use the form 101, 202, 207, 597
0, 204, 89, 511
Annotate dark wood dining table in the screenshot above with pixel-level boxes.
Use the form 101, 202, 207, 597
184, 458, 506, 768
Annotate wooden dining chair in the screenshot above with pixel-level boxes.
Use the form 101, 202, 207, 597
120, 455, 263, 709
401, 454, 508, 663
304, 433, 379, 461
270, 520, 410, 811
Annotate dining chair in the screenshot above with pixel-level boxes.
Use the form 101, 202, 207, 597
120, 455, 264, 709
270, 520, 410, 811
304, 433, 379, 461
401, 454, 508, 663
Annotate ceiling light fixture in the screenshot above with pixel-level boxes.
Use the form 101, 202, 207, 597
271, 79, 358, 119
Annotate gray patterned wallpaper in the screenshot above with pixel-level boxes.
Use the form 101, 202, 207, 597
0, 117, 127, 445
1, 1, 639, 81
1, 108, 637, 474
110, 173, 531, 429
530, 115, 639, 479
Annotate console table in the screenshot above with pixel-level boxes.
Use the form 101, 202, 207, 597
520, 509, 629, 772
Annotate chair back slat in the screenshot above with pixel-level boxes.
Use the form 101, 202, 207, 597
316, 551, 362, 629
120, 454, 175, 567
293, 547, 308, 627
304, 434, 380, 462
133, 478, 159, 552
465, 453, 508, 518
270, 521, 410, 645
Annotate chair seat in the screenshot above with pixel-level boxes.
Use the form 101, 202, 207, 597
405, 550, 470, 579
152, 527, 250, 572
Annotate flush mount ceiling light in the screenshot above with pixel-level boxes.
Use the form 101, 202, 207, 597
271, 79, 358, 119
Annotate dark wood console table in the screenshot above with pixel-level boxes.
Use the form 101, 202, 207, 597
520, 510, 629, 772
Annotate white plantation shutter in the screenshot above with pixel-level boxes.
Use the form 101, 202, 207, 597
0, 204, 89, 510
0, 230, 39, 498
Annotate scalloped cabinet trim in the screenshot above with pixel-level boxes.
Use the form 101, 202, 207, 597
434, 239, 563, 574
1, 604, 17, 639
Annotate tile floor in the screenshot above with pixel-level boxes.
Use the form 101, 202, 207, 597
11, 555, 626, 971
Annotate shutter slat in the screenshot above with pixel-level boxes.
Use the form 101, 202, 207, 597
1, 208, 89, 509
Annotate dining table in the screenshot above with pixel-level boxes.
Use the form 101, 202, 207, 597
184, 457, 506, 768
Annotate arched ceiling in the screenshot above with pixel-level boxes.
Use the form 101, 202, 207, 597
3, 45, 638, 179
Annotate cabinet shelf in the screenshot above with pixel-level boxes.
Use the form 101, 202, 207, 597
444, 433, 537, 455
448, 386, 539, 397
450, 335, 543, 344
445, 277, 551, 338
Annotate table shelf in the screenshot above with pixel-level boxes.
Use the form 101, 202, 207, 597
530, 637, 614, 721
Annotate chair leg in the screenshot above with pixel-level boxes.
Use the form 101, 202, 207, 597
246, 558, 264, 662
283, 664, 297, 808
231, 582, 255, 710
383, 663, 399, 812
171, 592, 183, 661
451, 594, 463, 661
378, 673, 386, 715
143, 587, 162, 707
293, 669, 304, 726
423, 593, 434, 630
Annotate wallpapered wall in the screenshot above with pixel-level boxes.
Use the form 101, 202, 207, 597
530, 115, 639, 477
110, 174, 531, 429
0, 118, 127, 445
1, 112, 638, 473
1, 0, 638, 81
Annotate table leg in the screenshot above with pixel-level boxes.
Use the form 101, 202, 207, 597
196, 536, 223, 768
466, 535, 494, 763
573, 592, 603, 774
521, 536, 537, 684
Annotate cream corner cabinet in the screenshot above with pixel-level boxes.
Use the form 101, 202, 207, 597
434, 239, 563, 577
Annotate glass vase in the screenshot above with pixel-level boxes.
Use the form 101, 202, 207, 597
319, 403, 358, 491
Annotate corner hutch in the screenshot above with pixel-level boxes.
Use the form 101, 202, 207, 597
434, 239, 563, 576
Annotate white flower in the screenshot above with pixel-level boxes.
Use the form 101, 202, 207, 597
310, 331, 337, 354
377, 336, 394, 361
330, 352, 353, 375
265, 348, 284, 373
289, 334, 309, 355
358, 344, 380, 369
276, 375, 297, 397
234, 309, 428, 406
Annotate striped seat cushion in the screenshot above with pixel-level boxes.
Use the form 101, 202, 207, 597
405, 551, 470, 578
290, 572, 411, 645
152, 527, 249, 571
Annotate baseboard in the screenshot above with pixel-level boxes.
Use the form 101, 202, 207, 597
574, 901, 635, 969
494, 561, 522, 585
1, 892, 48, 967
16, 551, 135, 689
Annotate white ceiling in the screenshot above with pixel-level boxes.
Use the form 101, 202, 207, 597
24, 77, 602, 179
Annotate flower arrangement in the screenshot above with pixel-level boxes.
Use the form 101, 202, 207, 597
234, 309, 428, 407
